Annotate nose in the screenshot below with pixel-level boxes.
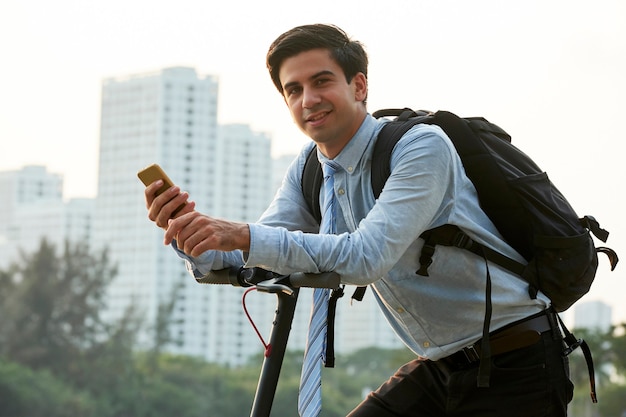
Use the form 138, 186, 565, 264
301, 86, 321, 109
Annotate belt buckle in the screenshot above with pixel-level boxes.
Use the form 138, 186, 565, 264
462, 345, 480, 363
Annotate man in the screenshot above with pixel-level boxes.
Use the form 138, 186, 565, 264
145, 24, 573, 416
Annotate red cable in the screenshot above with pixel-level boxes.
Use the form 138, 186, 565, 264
242, 287, 272, 357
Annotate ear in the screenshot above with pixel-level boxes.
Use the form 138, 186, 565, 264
352, 72, 368, 102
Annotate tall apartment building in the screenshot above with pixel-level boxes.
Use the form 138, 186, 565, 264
216, 124, 273, 221
574, 300, 613, 332
94, 67, 279, 365
0, 165, 63, 236
271, 154, 296, 195
0, 166, 90, 268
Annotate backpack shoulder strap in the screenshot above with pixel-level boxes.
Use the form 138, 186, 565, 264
303, 109, 431, 215
371, 113, 432, 198
301, 111, 430, 217
302, 145, 323, 224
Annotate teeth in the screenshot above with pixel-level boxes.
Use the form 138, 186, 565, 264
309, 112, 327, 122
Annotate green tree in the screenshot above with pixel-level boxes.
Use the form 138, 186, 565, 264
597, 382, 626, 417
144, 281, 183, 372
134, 353, 256, 417
609, 323, 626, 375
0, 238, 147, 416
0, 238, 119, 373
568, 323, 626, 416
0, 357, 95, 417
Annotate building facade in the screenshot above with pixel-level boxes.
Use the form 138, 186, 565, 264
0, 165, 63, 236
0, 166, 86, 268
574, 300, 613, 332
94, 67, 281, 365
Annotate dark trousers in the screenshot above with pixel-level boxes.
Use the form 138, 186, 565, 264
348, 326, 574, 416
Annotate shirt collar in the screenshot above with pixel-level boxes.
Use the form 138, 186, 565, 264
317, 114, 380, 174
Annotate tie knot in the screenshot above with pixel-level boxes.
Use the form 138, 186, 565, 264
322, 160, 339, 178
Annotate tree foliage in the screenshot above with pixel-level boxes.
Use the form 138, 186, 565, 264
568, 323, 626, 416
0, 238, 143, 415
0, 358, 96, 417
0, 238, 121, 372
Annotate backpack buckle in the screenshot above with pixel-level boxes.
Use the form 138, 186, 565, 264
452, 231, 474, 250
416, 244, 435, 277
562, 338, 583, 356
462, 345, 480, 363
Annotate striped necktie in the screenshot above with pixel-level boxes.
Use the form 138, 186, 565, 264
298, 160, 338, 417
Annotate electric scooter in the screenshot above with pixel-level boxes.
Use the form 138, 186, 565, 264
198, 267, 340, 417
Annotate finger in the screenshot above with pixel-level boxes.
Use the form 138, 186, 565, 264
179, 223, 212, 256
164, 211, 195, 245
155, 190, 188, 228
177, 229, 211, 258
189, 236, 215, 257
172, 201, 196, 221
147, 184, 179, 224
187, 227, 234, 257
174, 211, 207, 251
144, 180, 164, 208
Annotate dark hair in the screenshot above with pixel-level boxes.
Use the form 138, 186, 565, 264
266, 24, 368, 95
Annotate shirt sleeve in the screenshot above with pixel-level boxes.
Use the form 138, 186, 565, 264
246, 125, 457, 285
173, 143, 320, 277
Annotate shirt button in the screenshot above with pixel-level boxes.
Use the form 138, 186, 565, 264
396, 307, 405, 314
338, 188, 345, 195
423, 341, 430, 348
347, 166, 354, 172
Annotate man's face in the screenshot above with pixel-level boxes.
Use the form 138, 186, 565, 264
278, 48, 367, 158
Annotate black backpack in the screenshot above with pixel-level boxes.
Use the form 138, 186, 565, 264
302, 108, 618, 397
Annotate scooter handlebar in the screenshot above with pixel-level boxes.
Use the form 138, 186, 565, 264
288, 271, 341, 289
197, 267, 341, 290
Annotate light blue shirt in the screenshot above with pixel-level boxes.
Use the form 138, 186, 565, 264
177, 114, 549, 360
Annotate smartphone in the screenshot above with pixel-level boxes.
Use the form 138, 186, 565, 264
137, 163, 186, 215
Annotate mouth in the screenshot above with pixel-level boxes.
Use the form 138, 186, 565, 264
305, 110, 331, 127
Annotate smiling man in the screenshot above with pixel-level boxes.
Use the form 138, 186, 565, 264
145, 24, 573, 417
278, 48, 367, 158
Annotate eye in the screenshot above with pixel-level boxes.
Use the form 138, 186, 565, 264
315, 78, 329, 86
286, 86, 302, 97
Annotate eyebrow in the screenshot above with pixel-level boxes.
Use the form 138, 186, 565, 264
283, 70, 337, 92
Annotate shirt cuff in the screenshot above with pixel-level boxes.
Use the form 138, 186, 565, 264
171, 240, 216, 278
245, 223, 282, 270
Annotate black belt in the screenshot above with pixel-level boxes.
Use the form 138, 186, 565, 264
439, 311, 554, 369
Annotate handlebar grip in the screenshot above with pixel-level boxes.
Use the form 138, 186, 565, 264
288, 272, 341, 289
196, 268, 240, 286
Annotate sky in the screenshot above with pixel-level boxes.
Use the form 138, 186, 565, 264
1, 0, 625, 323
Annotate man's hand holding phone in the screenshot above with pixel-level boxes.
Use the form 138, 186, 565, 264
138, 163, 250, 256
138, 164, 196, 230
